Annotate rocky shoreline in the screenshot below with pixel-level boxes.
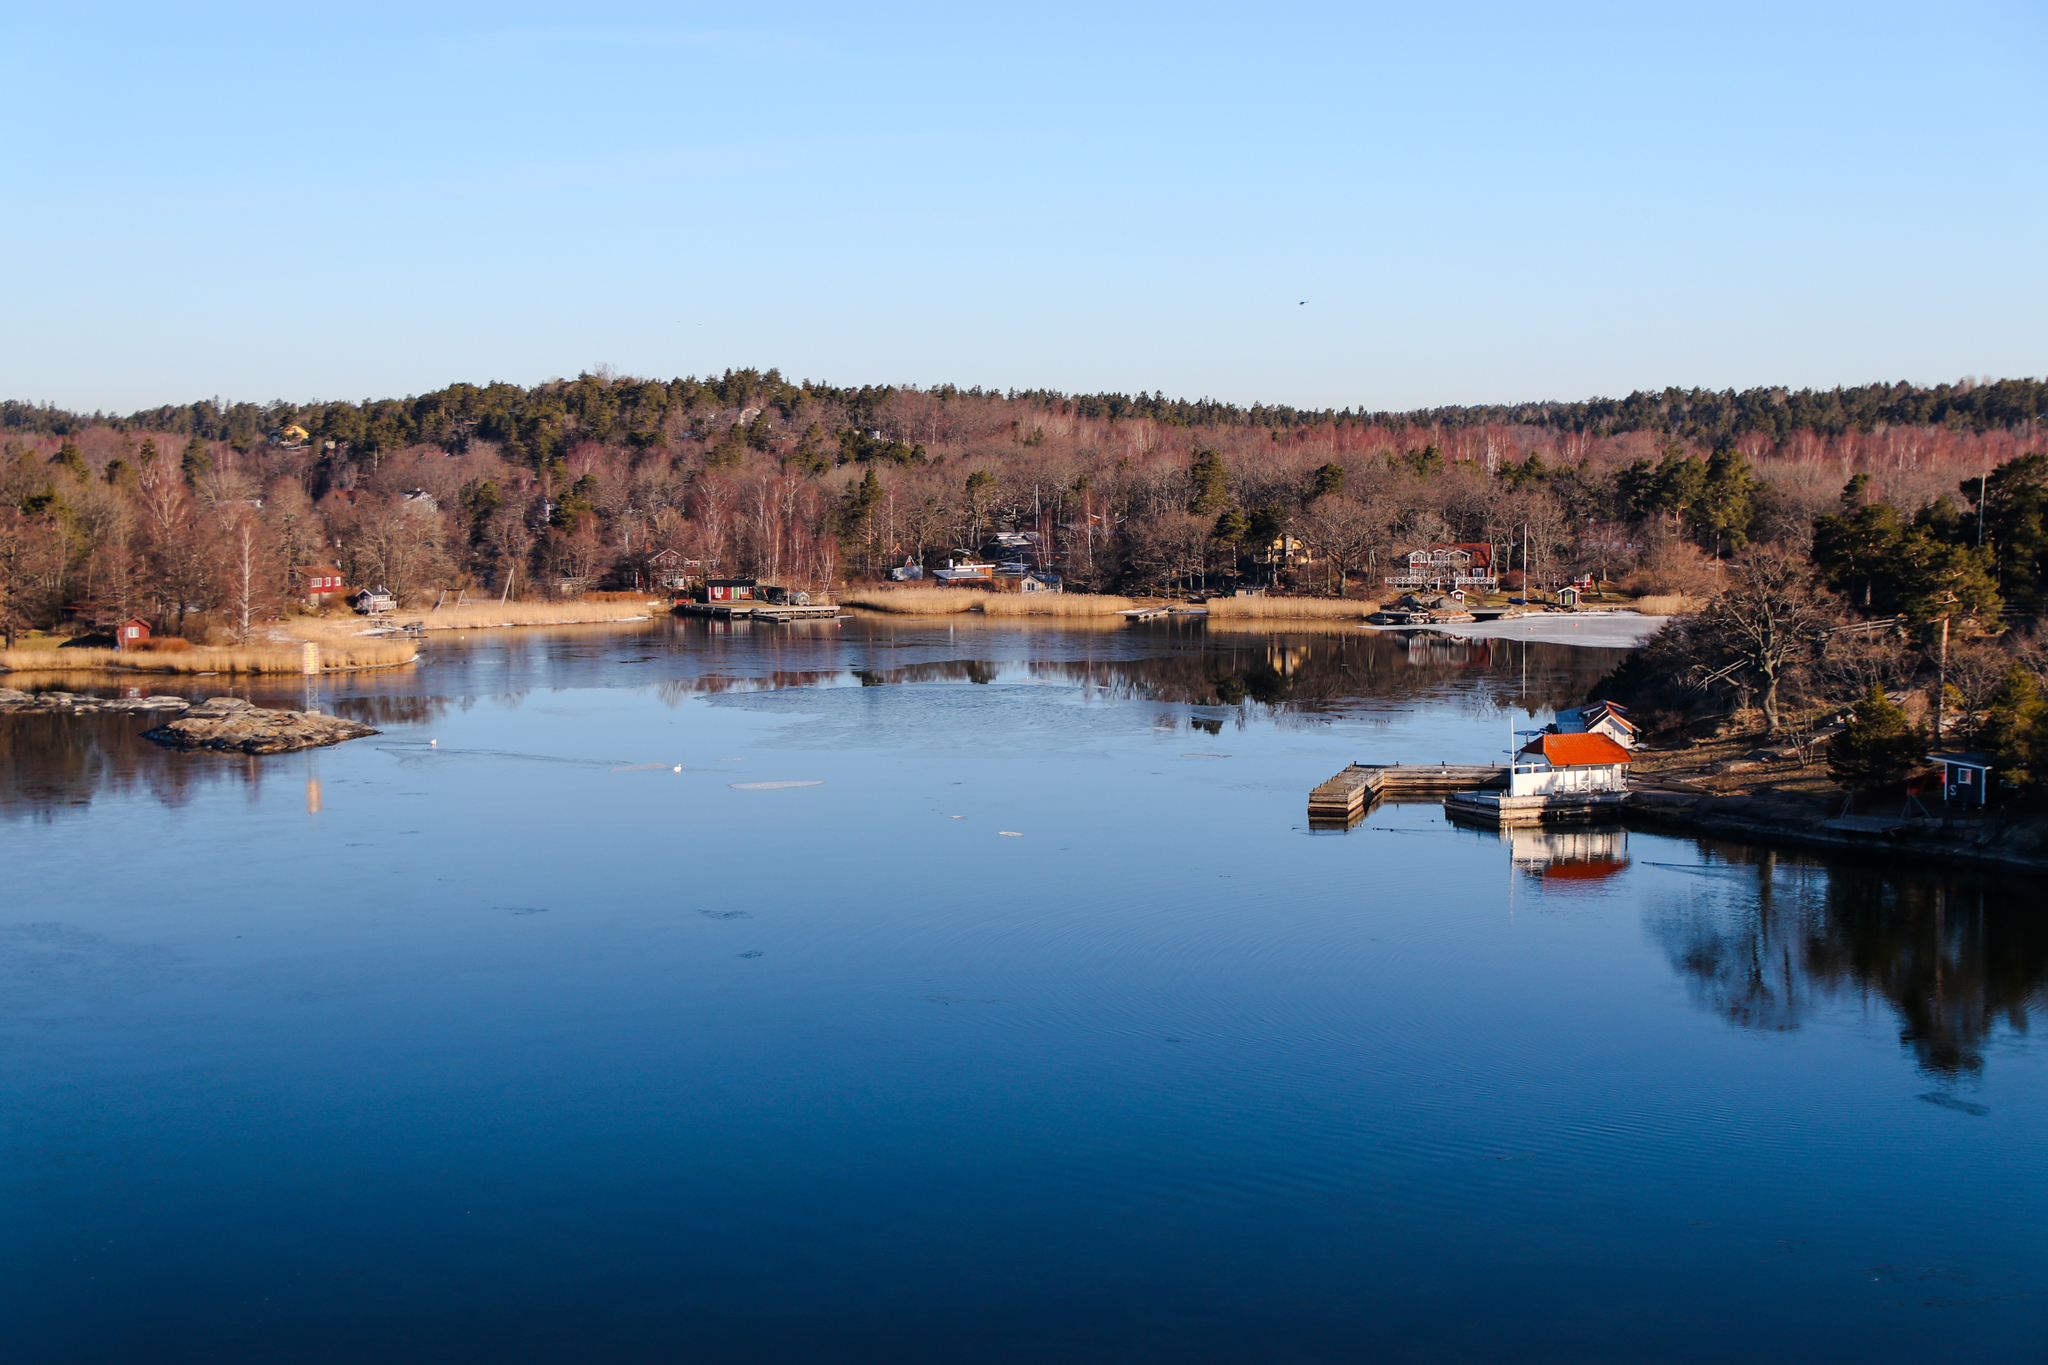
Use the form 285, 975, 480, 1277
0, 688, 377, 754
1621, 786, 2048, 871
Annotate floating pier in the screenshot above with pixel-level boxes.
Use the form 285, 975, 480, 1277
1308, 763, 1508, 823
1442, 789, 1633, 827
674, 602, 844, 622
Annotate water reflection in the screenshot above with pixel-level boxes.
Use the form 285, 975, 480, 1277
2, 618, 1617, 820
653, 621, 1611, 717
0, 711, 270, 819
1648, 849, 2048, 1076
1508, 826, 1631, 884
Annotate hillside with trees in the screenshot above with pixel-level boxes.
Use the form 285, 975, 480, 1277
3, 371, 2044, 771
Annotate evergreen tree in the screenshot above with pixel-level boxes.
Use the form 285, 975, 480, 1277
1813, 495, 1908, 611
1963, 453, 2048, 607
1697, 450, 1755, 554
1895, 532, 2001, 624
180, 436, 211, 483
1828, 683, 1928, 793
1187, 449, 1229, 515
706, 423, 747, 469
1977, 665, 2046, 793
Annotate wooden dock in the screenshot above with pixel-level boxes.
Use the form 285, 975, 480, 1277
1443, 789, 1632, 828
1308, 763, 1507, 820
674, 602, 843, 622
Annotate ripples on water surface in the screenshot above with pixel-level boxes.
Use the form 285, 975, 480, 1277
3, 617, 2043, 1362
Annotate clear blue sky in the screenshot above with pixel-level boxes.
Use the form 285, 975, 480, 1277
4, 1, 2042, 414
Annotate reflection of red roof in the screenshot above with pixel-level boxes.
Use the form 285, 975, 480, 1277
1521, 733, 1631, 766
1541, 859, 1630, 881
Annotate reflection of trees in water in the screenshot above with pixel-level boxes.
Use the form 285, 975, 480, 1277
654, 630, 1619, 717
328, 695, 454, 726
0, 713, 265, 821
1650, 848, 2048, 1076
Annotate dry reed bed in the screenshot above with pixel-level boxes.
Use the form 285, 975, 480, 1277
1203, 597, 1381, 620
287, 599, 662, 639
1629, 594, 1705, 617
843, 588, 1135, 616
0, 641, 417, 674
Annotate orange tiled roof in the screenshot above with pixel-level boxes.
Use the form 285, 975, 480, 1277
1521, 733, 1631, 766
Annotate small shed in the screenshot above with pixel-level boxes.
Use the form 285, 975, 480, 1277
1509, 733, 1632, 797
1558, 585, 1582, 608
115, 618, 151, 650
349, 586, 397, 615
706, 577, 756, 602
1930, 751, 1994, 807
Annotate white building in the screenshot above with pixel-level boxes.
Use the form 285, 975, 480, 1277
1509, 733, 1632, 797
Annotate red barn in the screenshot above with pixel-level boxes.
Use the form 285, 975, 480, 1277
115, 618, 151, 650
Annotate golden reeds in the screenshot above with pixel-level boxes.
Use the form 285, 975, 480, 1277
841, 587, 988, 614
842, 586, 1136, 615
1630, 594, 1705, 617
980, 593, 1135, 616
1203, 596, 1381, 620
286, 598, 663, 639
0, 642, 417, 674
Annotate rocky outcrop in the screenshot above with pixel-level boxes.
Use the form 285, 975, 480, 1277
141, 697, 377, 754
0, 687, 192, 716
0, 689, 376, 754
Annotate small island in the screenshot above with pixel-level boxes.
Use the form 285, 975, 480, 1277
0, 689, 376, 755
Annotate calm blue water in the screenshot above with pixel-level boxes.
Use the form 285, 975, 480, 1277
4, 617, 2043, 1362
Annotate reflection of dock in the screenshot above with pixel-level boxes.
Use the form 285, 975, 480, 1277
674, 602, 844, 622
1308, 763, 1507, 823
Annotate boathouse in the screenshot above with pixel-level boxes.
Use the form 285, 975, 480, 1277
1929, 751, 1994, 807
1509, 733, 1631, 797
705, 577, 757, 602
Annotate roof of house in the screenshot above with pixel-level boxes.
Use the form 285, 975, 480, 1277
1929, 750, 1993, 768
1581, 703, 1636, 732
1520, 733, 1632, 766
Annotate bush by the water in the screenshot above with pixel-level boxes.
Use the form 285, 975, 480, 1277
1828, 683, 1929, 793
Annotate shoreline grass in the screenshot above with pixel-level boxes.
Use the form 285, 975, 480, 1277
1628, 594, 1705, 617
1203, 596, 1382, 620
1, 641, 418, 675
843, 587, 1136, 616
286, 598, 663, 639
